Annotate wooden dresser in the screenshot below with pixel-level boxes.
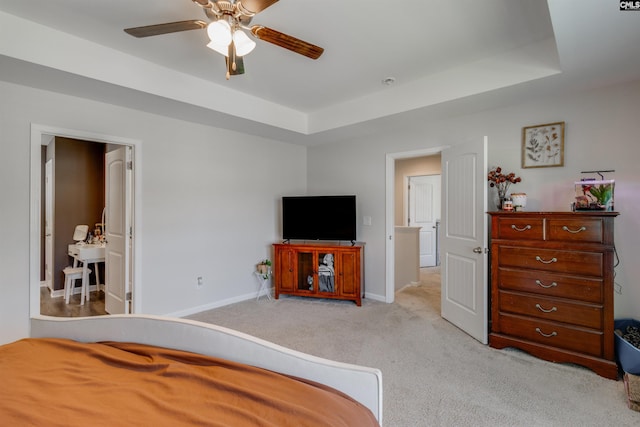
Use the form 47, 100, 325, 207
488, 212, 618, 379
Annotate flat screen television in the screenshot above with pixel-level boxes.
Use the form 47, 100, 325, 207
282, 195, 356, 242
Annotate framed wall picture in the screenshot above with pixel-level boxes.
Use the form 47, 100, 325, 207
521, 121, 565, 168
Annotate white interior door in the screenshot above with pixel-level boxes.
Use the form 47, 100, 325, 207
440, 137, 488, 344
105, 146, 132, 314
408, 175, 441, 267
44, 159, 53, 288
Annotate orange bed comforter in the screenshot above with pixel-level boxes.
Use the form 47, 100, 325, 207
0, 338, 379, 426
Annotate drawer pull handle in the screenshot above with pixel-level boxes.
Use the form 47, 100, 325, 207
535, 256, 557, 264
535, 328, 557, 338
535, 303, 557, 313
511, 224, 532, 232
535, 280, 558, 289
562, 225, 586, 234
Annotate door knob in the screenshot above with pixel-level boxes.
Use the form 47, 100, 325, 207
473, 247, 484, 254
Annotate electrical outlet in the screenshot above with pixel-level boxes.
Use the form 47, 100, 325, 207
196, 276, 204, 288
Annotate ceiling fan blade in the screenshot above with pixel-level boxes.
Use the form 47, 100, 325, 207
238, 0, 279, 15
124, 20, 207, 38
250, 26, 324, 59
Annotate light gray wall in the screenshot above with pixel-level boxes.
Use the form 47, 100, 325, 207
2, 77, 639, 345
307, 79, 640, 318
0, 80, 307, 344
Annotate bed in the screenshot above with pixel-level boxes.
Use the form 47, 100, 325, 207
0, 314, 382, 426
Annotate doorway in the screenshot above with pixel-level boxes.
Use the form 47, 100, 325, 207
29, 124, 142, 317
385, 140, 489, 344
391, 153, 442, 298
385, 148, 444, 302
41, 137, 107, 316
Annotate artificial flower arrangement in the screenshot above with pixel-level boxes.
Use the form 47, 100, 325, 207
487, 167, 521, 209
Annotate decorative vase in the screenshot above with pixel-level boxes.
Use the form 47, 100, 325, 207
497, 190, 506, 210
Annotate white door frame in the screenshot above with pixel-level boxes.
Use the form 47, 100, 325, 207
29, 124, 143, 317
385, 146, 447, 303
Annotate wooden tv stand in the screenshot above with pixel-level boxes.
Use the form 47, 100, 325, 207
273, 242, 364, 306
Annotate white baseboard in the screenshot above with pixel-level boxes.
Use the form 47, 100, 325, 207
168, 291, 263, 318
364, 292, 386, 303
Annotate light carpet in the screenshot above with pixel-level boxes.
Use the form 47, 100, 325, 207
187, 268, 639, 426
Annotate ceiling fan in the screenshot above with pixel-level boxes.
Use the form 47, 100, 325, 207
124, 0, 324, 79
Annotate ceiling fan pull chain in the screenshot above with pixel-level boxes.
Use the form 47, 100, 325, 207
231, 41, 237, 71
226, 41, 237, 80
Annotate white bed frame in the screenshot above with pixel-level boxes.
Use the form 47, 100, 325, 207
31, 314, 383, 424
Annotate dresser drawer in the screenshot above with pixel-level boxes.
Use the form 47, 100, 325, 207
497, 246, 603, 277
497, 268, 603, 303
498, 290, 602, 329
496, 313, 604, 357
547, 218, 604, 243
494, 217, 544, 240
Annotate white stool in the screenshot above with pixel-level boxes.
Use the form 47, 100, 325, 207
63, 266, 91, 305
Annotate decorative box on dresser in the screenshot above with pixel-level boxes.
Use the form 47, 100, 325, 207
488, 212, 619, 379
273, 242, 364, 306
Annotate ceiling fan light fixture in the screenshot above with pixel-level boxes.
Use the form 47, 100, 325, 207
207, 20, 232, 45
124, 0, 325, 78
233, 30, 256, 56
207, 40, 230, 57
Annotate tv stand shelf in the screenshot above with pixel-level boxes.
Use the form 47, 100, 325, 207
273, 242, 364, 306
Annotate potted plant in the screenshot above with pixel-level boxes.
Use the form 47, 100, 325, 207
585, 184, 613, 209
257, 259, 272, 277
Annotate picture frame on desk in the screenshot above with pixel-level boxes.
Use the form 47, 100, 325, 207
522, 121, 565, 168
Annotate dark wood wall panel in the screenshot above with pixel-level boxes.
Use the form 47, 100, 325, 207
52, 137, 105, 291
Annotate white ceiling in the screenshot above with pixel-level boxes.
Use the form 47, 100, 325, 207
0, 0, 639, 145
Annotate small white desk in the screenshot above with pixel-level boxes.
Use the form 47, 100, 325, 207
68, 243, 105, 297
254, 271, 272, 301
